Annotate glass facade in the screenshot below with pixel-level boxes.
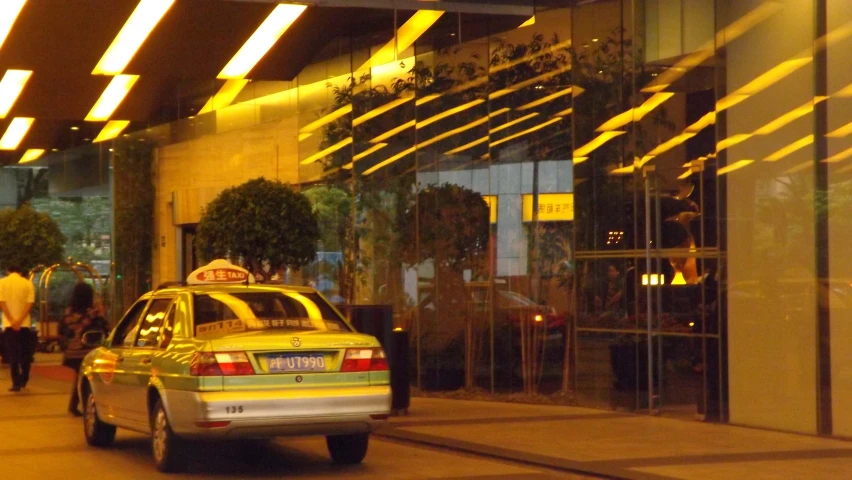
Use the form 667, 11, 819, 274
7, 0, 852, 436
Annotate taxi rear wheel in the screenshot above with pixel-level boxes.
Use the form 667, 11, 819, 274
326, 433, 369, 464
151, 399, 185, 473
83, 388, 116, 447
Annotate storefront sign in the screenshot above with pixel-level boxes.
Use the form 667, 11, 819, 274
522, 193, 574, 222
187, 259, 256, 285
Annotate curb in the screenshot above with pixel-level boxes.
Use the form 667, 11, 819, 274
375, 427, 679, 480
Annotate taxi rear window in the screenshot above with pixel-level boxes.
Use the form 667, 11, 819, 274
192, 291, 350, 336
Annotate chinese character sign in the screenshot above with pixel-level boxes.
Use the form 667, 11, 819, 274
523, 193, 574, 222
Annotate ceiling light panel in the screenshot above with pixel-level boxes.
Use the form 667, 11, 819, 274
219, 4, 308, 79
0, 117, 34, 150
0, 0, 27, 53
94, 120, 131, 143
0, 70, 32, 118
86, 75, 140, 121
93, 0, 175, 75
19, 148, 43, 163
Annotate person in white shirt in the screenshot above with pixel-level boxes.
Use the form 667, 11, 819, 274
0, 264, 36, 392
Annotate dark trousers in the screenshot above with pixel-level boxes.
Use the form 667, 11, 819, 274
63, 358, 83, 410
4, 328, 33, 388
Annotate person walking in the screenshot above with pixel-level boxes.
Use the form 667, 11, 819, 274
0, 264, 36, 392
62, 282, 107, 416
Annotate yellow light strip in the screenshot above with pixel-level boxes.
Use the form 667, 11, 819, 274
363, 145, 416, 176
717, 159, 754, 176
754, 98, 826, 135
416, 94, 442, 106
0, 69, 32, 118
573, 131, 626, 158
92, 0, 175, 75
371, 119, 415, 143
417, 99, 485, 130
0, 117, 34, 150
827, 121, 852, 138
416, 77, 488, 107
644, 132, 697, 158
610, 165, 635, 175
299, 104, 353, 135
491, 40, 572, 74
489, 107, 511, 117
824, 146, 852, 163
518, 87, 573, 111
596, 93, 674, 132
492, 117, 563, 148
18, 148, 43, 163
491, 112, 539, 134
784, 161, 812, 174
0, 0, 27, 53
489, 65, 572, 100
86, 75, 139, 121
418, 117, 489, 150
717, 133, 753, 152
93, 120, 131, 143
677, 169, 693, 180
716, 58, 812, 112
300, 137, 353, 165
359, 10, 444, 71
353, 142, 387, 161
763, 135, 813, 162
686, 111, 716, 133
353, 97, 414, 127
552, 107, 573, 117
519, 15, 535, 28
834, 83, 852, 97
445, 136, 488, 155
219, 4, 307, 79
199, 79, 250, 115
298, 133, 312, 141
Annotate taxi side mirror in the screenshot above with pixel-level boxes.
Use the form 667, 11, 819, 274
82, 330, 106, 348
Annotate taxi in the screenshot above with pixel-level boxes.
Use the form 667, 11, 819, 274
77, 260, 391, 472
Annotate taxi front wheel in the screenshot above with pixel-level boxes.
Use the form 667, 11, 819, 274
151, 399, 186, 473
326, 433, 369, 464
83, 389, 116, 447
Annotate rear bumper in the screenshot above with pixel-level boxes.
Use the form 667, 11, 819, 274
165, 385, 391, 439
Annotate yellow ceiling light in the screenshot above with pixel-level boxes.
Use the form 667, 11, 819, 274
519, 15, 535, 28
518, 87, 572, 111
716, 133, 753, 152
489, 65, 572, 100
784, 161, 812, 174
827, 121, 852, 138
0, 0, 27, 53
199, 79, 250, 114
763, 135, 813, 162
677, 169, 693, 180
0, 69, 32, 118
418, 117, 489, 150
353, 97, 414, 127
610, 165, 635, 175
416, 77, 488, 107
552, 107, 573, 117
359, 10, 444, 71
491, 112, 539, 134
573, 156, 589, 164
18, 148, 43, 163
371, 119, 415, 143
573, 131, 626, 157
93, 120, 131, 143
299, 104, 352, 135
298, 133, 312, 141
645, 133, 697, 158
218, 4, 307, 79
753, 98, 826, 135
92, 0, 175, 75
716, 58, 812, 112
685, 111, 716, 133
86, 75, 139, 121
0, 117, 34, 150
445, 135, 488, 155
717, 159, 754, 176
824, 146, 852, 163
417, 99, 485, 130
363, 145, 416, 176
596, 93, 674, 132
491, 117, 563, 148
833, 83, 852, 98
300, 137, 353, 165
489, 107, 511, 117
353, 142, 387, 162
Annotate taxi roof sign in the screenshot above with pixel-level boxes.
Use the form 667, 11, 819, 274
187, 259, 256, 285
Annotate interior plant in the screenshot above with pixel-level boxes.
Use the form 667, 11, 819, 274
0, 204, 66, 273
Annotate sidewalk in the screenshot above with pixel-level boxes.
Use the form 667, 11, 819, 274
378, 397, 852, 480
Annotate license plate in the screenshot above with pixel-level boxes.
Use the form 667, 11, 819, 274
267, 354, 326, 373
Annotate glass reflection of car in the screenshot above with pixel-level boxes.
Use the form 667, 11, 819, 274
77, 277, 391, 472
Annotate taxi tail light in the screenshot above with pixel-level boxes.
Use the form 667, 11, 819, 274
340, 348, 389, 372
190, 352, 255, 376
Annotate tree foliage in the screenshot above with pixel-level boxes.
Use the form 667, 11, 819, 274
195, 177, 320, 275
0, 204, 66, 273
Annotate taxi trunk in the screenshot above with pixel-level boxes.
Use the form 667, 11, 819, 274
195, 330, 390, 392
